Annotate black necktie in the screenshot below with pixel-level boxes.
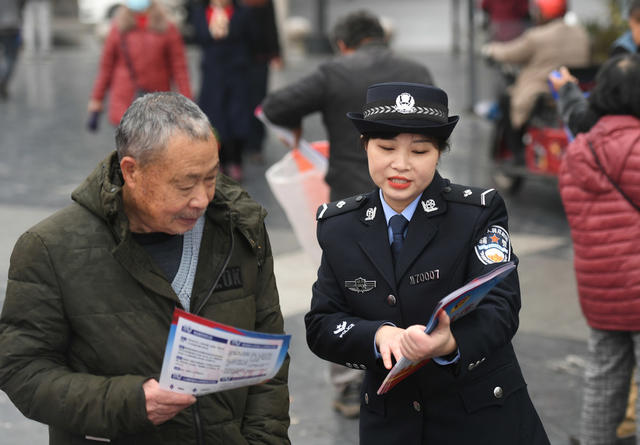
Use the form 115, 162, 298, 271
389, 214, 408, 264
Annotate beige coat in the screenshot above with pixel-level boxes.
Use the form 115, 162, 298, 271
486, 19, 590, 128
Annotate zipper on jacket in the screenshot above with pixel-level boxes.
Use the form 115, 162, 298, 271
193, 217, 235, 315
192, 399, 203, 445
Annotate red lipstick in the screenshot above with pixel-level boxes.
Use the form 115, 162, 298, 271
387, 176, 411, 190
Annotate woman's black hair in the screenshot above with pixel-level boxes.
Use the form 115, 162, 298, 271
360, 132, 450, 153
331, 10, 385, 49
586, 53, 640, 121
629, 0, 640, 15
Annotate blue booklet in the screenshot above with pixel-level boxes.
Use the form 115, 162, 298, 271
377, 261, 516, 395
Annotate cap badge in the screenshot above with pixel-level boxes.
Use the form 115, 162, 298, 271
394, 92, 416, 114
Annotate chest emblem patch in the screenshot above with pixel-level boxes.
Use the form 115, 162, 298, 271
345, 277, 376, 293
474, 225, 511, 265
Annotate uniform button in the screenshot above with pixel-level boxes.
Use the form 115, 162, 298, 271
493, 386, 503, 399
412, 401, 421, 412
356, 195, 364, 202
443, 186, 452, 193
364, 392, 369, 405
386, 294, 397, 306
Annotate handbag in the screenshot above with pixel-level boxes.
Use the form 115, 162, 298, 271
120, 33, 150, 99
588, 140, 640, 212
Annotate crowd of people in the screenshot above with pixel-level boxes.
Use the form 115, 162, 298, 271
0, 0, 639, 444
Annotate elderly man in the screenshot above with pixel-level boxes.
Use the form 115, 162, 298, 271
0, 92, 290, 444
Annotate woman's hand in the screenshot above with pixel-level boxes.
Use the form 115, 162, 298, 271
375, 312, 457, 370
401, 312, 457, 362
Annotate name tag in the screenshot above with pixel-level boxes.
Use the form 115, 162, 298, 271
409, 269, 440, 286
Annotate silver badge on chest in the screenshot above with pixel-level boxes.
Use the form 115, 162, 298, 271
345, 277, 376, 293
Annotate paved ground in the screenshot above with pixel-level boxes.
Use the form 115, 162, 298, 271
0, 1, 622, 444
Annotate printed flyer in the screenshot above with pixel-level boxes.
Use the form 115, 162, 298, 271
159, 309, 290, 395
377, 262, 517, 395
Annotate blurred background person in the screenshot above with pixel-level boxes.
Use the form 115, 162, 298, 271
558, 53, 640, 445
0, 0, 23, 100
261, 10, 433, 419
192, 0, 254, 182
243, 0, 282, 164
481, 0, 531, 42
611, 0, 640, 55
22, 0, 50, 56
87, 0, 192, 128
550, 0, 640, 138
482, 0, 590, 164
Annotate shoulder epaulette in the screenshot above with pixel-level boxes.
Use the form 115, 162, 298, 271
442, 183, 497, 207
316, 193, 369, 221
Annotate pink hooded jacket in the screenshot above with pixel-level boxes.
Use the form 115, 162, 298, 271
559, 115, 640, 330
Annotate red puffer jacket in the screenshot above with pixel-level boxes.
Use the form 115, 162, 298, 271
559, 115, 640, 330
90, 4, 192, 125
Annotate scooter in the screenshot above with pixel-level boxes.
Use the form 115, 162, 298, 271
486, 64, 598, 194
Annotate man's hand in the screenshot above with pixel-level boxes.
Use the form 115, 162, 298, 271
375, 312, 457, 370
142, 379, 196, 425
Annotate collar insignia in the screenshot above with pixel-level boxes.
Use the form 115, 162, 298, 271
463, 189, 472, 197
365, 206, 377, 221
345, 277, 376, 293
336, 200, 346, 208
421, 199, 438, 213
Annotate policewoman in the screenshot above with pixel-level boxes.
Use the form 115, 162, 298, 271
304, 82, 550, 444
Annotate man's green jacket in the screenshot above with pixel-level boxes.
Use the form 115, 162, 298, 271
0, 152, 290, 444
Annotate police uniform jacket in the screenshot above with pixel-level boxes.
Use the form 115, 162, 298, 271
305, 172, 549, 445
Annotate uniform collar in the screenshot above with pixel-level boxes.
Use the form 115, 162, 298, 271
360, 171, 448, 226
379, 189, 421, 226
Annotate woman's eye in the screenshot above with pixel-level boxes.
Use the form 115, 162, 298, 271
380, 146, 394, 151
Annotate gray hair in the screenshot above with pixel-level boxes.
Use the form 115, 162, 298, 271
115, 92, 213, 165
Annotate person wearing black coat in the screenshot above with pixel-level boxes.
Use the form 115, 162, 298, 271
304, 82, 550, 444
192, 0, 255, 181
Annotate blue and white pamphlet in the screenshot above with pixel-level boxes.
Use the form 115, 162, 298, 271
159, 308, 290, 395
